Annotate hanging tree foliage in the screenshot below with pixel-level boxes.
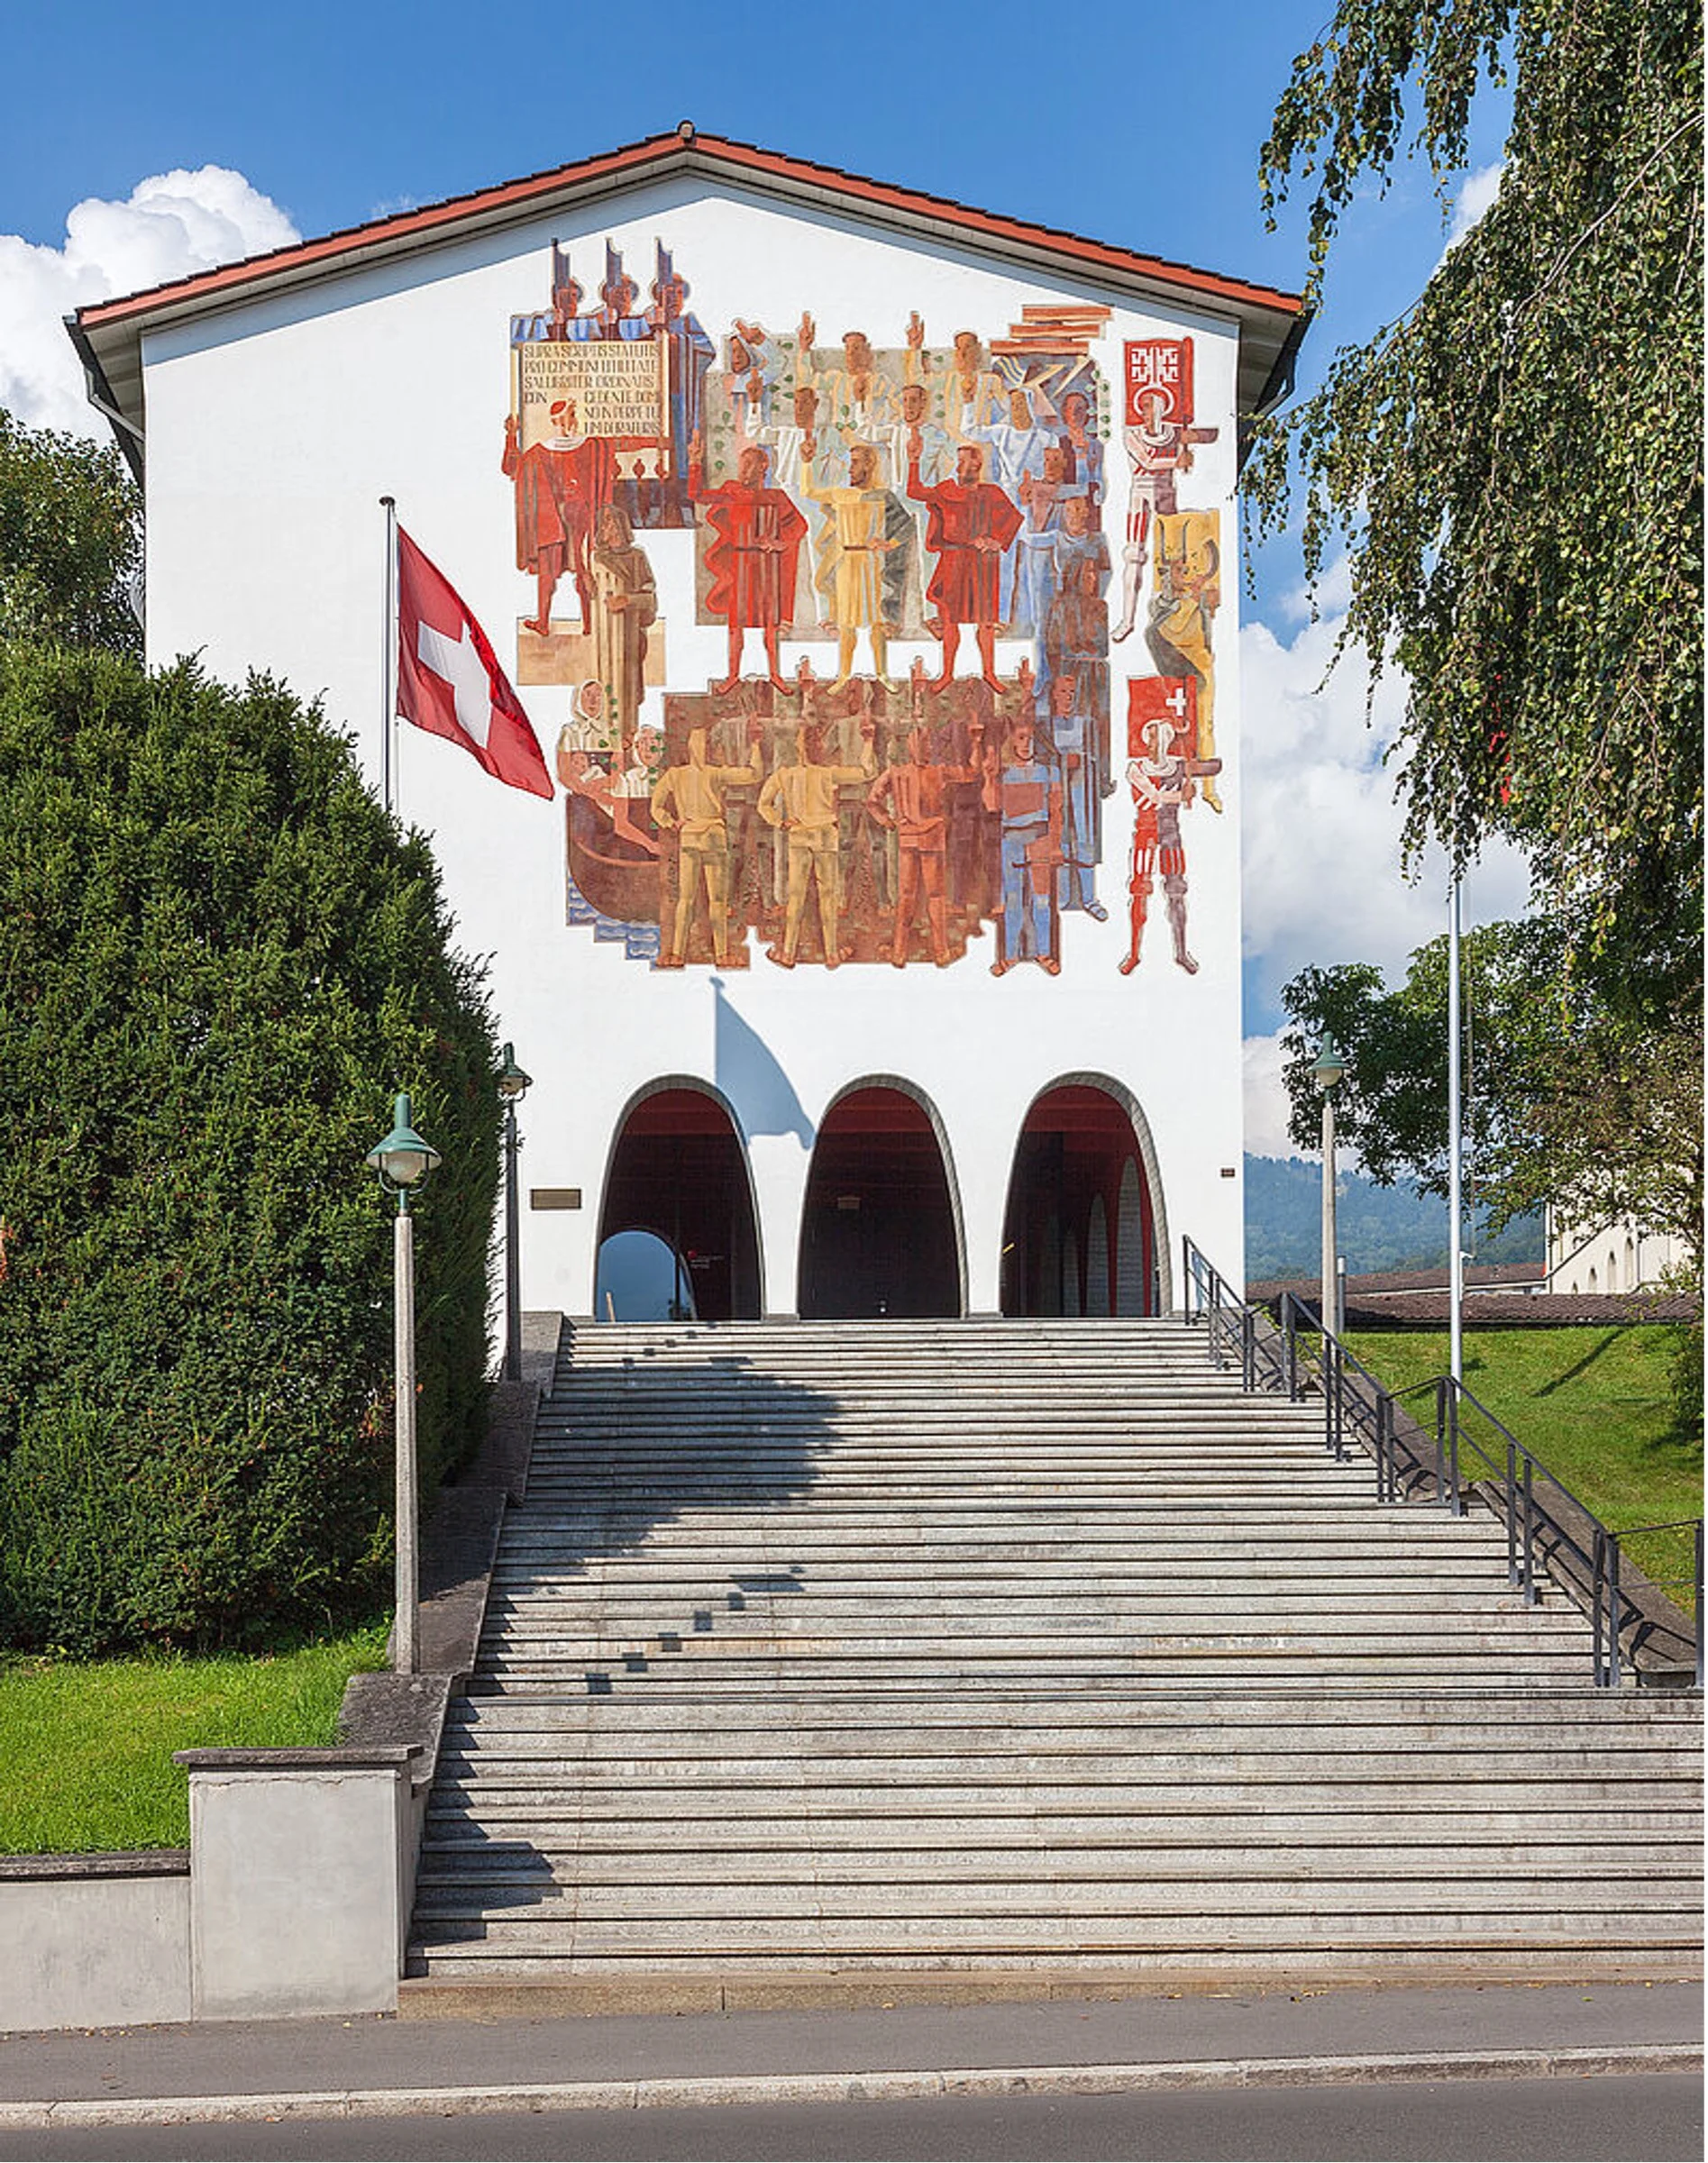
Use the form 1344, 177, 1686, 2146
1248, 0, 1703, 1018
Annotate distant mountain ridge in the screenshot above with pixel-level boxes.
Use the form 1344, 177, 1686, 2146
1244, 1155, 1544, 1282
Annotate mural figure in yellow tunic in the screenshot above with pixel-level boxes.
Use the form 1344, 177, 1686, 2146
758, 716, 878, 967
799, 441, 898, 689
1146, 514, 1221, 812
651, 725, 763, 968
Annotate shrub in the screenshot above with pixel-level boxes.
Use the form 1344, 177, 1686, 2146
0, 642, 499, 1652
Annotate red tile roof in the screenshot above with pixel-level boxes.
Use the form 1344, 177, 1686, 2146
69, 127, 1310, 484
77, 126, 1305, 334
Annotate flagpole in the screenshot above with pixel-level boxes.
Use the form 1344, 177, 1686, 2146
380, 496, 398, 817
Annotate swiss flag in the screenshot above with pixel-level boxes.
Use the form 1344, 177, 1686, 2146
396, 528, 553, 799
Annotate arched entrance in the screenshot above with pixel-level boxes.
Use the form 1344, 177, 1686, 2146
597, 1085, 762, 1319
1001, 1082, 1157, 1316
798, 1084, 963, 1319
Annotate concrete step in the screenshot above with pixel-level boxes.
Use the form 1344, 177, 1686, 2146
414, 1872, 1702, 1913
444, 1687, 1700, 1725
417, 1845, 1703, 1885
421, 1808, 1705, 1847
400, 1950, 1698, 1997
408, 1921, 1703, 1972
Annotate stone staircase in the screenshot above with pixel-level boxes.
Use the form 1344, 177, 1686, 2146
406, 1319, 1703, 2002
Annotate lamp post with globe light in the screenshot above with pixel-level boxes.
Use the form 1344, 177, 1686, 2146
1311, 1037, 1346, 1338
365, 1092, 441, 1675
497, 1044, 533, 1383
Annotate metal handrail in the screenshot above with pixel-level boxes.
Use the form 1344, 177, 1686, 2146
1182, 1236, 1704, 1689
1594, 1520, 1706, 1692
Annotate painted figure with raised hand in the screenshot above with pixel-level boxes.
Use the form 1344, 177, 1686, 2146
909, 441, 1022, 691
651, 722, 763, 967
800, 440, 899, 689
758, 705, 879, 967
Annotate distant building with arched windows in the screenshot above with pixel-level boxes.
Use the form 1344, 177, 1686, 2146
1546, 1209, 1690, 1298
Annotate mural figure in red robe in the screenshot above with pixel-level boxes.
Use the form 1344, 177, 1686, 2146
867, 670, 985, 968
502, 398, 614, 633
690, 433, 808, 692
908, 441, 1022, 692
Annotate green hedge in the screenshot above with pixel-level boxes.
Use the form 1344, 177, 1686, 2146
0, 642, 499, 1653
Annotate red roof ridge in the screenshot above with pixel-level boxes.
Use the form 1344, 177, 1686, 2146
76, 127, 1305, 333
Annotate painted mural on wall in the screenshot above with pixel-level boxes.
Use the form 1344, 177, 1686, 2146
500, 244, 1223, 976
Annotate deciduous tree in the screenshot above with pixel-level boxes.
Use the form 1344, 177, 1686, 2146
0, 410, 141, 655
1250, 0, 1703, 1017
1279, 926, 1703, 1279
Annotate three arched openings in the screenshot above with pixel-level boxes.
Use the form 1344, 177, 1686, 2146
596, 1077, 1157, 1320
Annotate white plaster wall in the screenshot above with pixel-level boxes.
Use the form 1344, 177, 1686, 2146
142, 176, 1248, 1315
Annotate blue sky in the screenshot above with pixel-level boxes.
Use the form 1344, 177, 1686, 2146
1, 0, 1521, 1145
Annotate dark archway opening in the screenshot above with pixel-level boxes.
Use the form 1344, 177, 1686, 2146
598, 1088, 762, 1320
799, 1086, 961, 1319
1000, 1084, 1155, 1317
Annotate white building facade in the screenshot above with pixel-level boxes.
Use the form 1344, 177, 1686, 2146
75, 132, 1305, 1322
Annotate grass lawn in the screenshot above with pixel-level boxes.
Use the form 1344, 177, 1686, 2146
1346, 1323, 1703, 1603
0, 1622, 388, 1855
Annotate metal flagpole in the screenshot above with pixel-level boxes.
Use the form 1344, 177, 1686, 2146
1448, 870, 1465, 1384
380, 496, 397, 816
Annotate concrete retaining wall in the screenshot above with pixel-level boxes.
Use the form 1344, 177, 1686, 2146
1, 1751, 417, 2033
0, 1854, 191, 2031
177, 1750, 418, 2021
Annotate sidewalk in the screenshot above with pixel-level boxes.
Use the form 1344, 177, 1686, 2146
0, 1980, 1699, 2130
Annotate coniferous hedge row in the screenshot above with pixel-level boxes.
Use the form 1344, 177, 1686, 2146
0, 643, 500, 1653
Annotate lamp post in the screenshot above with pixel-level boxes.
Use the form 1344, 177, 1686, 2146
1311, 1036, 1347, 1338
497, 1043, 532, 1383
1448, 873, 1465, 1384
365, 1092, 442, 1675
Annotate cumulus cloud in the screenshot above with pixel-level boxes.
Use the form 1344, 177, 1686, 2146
1239, 573, 1531, 1158
0, 168, 299, 435
1242, 1032, 1300, 1159
1442, 160, 1507, 258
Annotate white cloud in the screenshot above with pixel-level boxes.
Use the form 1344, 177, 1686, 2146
0, 168, 298, 435
1442, 160, 1507, 259
1243, 1032, 1301, 1160
1239, 580, 1531, 1028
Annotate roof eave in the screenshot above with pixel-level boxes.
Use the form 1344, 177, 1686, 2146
70, 132, 1310, 477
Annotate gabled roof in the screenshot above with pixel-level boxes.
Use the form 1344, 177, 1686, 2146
69, 126, 1310, 482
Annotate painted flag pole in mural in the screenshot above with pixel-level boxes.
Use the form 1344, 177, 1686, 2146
390, 520, 553, 801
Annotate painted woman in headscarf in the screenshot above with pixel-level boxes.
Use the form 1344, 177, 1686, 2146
589, 502, 657, 752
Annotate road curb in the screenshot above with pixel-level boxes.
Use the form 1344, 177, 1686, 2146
0, 2042, 1698, 2129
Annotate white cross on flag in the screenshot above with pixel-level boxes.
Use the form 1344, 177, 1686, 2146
396, 528, 553, 798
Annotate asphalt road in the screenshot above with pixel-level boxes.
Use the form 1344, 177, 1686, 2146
0, 2072, 1699, 2161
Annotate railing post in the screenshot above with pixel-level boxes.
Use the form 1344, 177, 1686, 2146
1592, 1528, 1606, 1686
1322, 1333, 1335, 1456
1521, 1459, 1536, 1606
1505, 1439, 1518, 1588
1447, 1384, 1463, 1517
1375, 1391, 1391, 1503
1433, 1377, 1448, 1510
1241, 1305, 1254, 1392
1285, 1300, 1299, 1401
1696, 1521, 1705, 1694
1608, 1537, 1622, 1687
